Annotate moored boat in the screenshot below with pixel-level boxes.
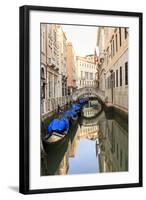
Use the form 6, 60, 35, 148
43, 118, 69, 145
46, 131, 67, 143
72, 103, 82, 116
63, 109, 78, 125
79, 97, 89, 106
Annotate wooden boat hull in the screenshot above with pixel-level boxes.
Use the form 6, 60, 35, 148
43, 132, 67, 153
42, 119, 78, 153
72, 115, 78, 121
75, 109, 81, 117
47, 132, 66, 143
69, 115, 78, 125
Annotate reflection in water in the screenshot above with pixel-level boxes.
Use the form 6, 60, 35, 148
98, 112, 128, 172
68, 139, 99, 174
82, 100, 102, 118
41, 101, 128, 175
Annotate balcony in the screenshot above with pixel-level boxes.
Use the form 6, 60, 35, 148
55, 67, 59, 72
99, 52, 105, 64
48, 58, 56, 68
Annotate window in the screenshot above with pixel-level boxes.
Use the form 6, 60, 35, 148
49, 73, 53, 97
110, 72, 115, 88
54, 76, 57, 97
116, 70, 118, 87
124, 28, 128, 39
41, 68, 45, 79
90, 73, 93, 80
41, 31, 45, 52
106, 79, 108, 89
107, 47, 109, 64
125, 62, 128, 85
111, 42, 112, 58
108, 77, 110, 89
116, 34, 118, 52
81, 71, 83, 79
120, 66, 122, 86
113, 39, 115, 56
85, 72, 88, 79
113, 72, 115, 88
119, 28, 122, 46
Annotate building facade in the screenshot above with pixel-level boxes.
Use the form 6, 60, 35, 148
41, 24, 69, 117
96, 27, 128, 110
66, 42, 76, 95
56, 25, 69, 105
76, 55, 98, 89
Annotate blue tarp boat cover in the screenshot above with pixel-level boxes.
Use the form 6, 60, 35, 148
79, 98, 88, 105
48, 118, 69, 135
64, 110, 77, 118
72, 104, 81, 111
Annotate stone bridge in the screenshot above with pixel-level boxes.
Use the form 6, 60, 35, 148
72, 87, 106, 104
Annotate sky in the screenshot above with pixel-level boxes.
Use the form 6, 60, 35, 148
62, 25, 98, 56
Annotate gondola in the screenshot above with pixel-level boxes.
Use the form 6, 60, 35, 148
79, 97, 89, 106
42, 118, 69, 149
42, 116, 78, 153
41, 102, 83, 152
72, 103, 82, 116
63, 109, 78, 125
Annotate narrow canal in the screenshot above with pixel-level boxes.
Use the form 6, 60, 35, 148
41, 100, 128, 176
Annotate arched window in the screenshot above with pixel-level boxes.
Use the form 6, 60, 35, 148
41, 67, 45, 99
41, 67, 45, 79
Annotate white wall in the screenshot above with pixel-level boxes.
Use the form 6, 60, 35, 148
105, 49, 128, 108
0, 0, 145, 199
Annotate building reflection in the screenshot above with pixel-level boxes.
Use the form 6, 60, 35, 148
56, 151, 69, 175
77, 123, 99, 140
98, 114, 128, 172
68, 134, 78, 158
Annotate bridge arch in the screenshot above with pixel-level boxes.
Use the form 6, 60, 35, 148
72, 87, 106, 104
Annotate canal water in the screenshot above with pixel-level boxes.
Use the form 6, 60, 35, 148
41, 100, 128, 176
